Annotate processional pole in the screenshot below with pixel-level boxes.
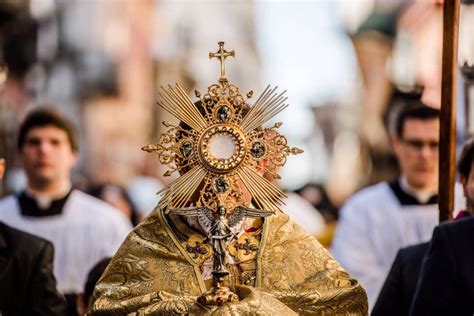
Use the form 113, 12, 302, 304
439, 0, 461, 222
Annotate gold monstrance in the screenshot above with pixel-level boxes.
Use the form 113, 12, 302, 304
143, 42, 302, 306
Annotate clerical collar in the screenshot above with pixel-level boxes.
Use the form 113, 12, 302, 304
389, 177, 438, 206
18, 188, 73, 217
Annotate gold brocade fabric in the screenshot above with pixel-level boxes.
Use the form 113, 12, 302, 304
89, 208, 368, 315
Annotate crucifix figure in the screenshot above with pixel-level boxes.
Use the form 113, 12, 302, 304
209, 41, 235, 81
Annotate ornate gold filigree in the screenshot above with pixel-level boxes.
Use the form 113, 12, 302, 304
143, 42, 302, 214
228, 233, 260, 262
184, 235, 213, 265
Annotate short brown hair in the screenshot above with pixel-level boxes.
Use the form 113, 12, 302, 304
17, 108, 79, 151
458, 138, 474, 178
395, 104, 440, 137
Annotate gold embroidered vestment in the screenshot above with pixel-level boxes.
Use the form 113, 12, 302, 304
90, 208, 368, 315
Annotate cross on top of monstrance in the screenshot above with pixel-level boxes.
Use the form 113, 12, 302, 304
209, 41, 235, 82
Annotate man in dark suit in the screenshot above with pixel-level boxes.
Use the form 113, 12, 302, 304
410, 140, 474, 315
0, 159, 66, 315
0, 222, 67, 315
373, 139, 474, 315
372, 241, 429, 316
410, 217, 474, 315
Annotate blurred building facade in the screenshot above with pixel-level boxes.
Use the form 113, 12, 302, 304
0, 0, 260, 192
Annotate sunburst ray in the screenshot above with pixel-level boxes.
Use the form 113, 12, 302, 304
158, 165, 207, 209
158, 84, 208, 132
241, 86, 288, 133
239, 166, 287, 213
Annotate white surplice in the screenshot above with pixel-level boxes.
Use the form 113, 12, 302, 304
331, 181, 465, 311
0, 190, 132, 294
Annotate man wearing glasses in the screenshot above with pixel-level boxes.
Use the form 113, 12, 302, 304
331, 104, 464, 311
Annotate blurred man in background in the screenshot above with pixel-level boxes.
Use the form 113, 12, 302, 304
331, 104, 463, 310
0, 158, 67, 315
88, 183, 140, 226
0, 108, 132, 314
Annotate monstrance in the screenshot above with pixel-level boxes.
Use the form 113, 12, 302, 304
142, 41, 302, 305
